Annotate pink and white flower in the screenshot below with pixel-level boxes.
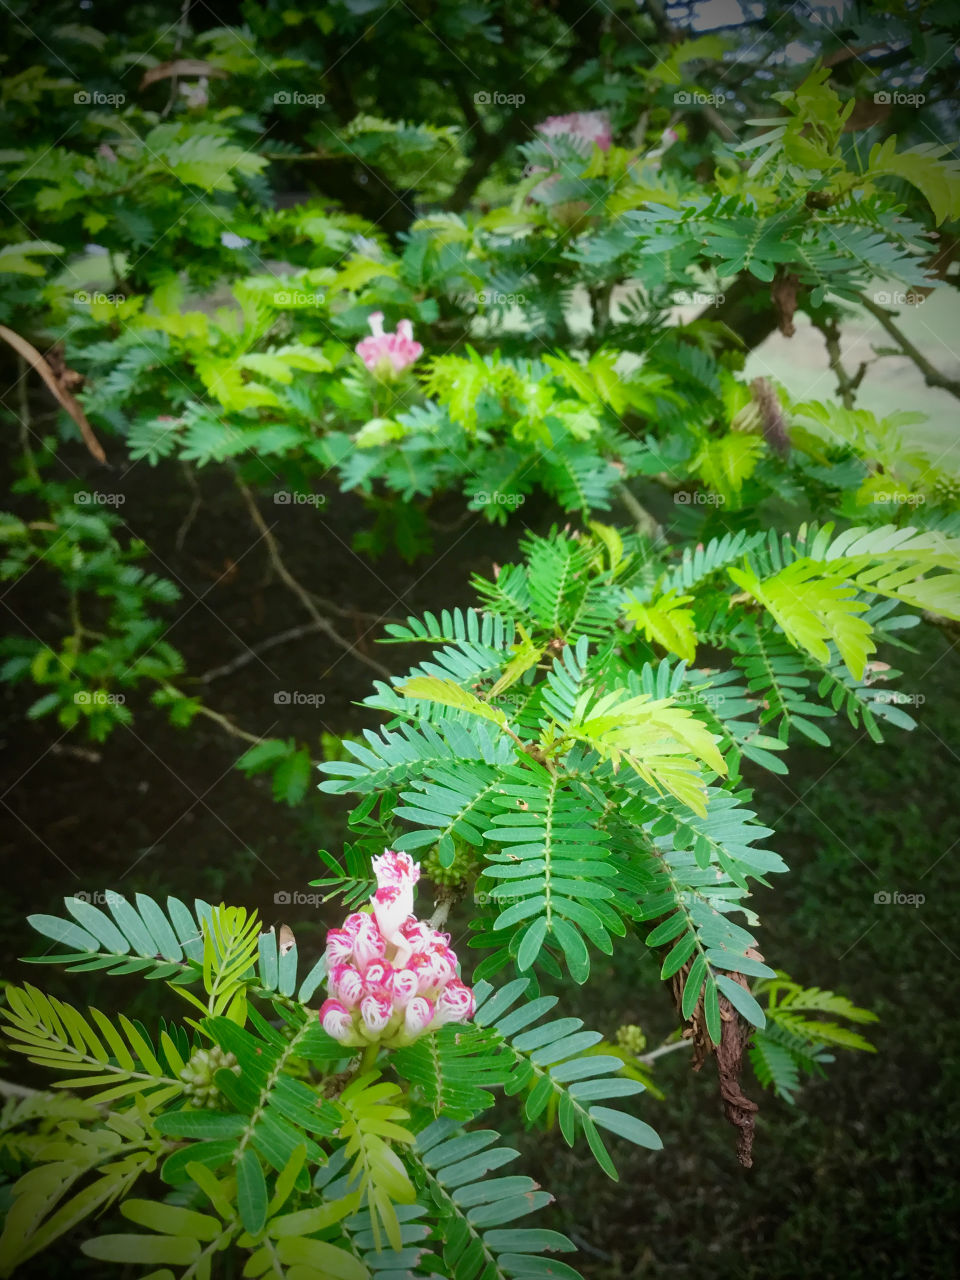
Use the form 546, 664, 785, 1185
355, 312, 423, 378
319, 849, 474, 1049
537, 110, 612, 153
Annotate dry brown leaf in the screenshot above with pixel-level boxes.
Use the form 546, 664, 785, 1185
139, 60, 228, 90
0, 325, 105, 463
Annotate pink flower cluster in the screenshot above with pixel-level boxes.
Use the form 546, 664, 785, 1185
354, 311, 423, 378
319, 851, 475, 1048
536, 110, 612, 153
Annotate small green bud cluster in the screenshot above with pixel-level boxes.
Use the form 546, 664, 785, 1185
616, 1024, 647, 1056
180, 1046, 240, 1109
422, 845, 473, 887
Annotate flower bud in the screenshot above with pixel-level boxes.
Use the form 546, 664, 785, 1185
434, 979, 476, 1027
360, 993, 394, 1037
325, 928, 354, 965
401, 917, 433, 948
320, 998, 355, 1043
404, 996, 434, 1037
372, 883, 413, 945
352, 915, 387, 968
330, 963, 364, 1009
408, 949, 453, 994
362, 960, 395, 995
372, 850, 421, 888
391, 967, 419, 1007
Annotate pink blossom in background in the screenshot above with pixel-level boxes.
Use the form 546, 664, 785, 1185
527, 111, 613, 205
536, 110, 612, 153
318, 849, 475, 1049
355, 311, 423, 378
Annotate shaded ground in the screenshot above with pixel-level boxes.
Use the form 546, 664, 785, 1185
2, 441, 959, 1277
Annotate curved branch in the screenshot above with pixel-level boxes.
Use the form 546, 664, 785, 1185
858, 293, 960, 402
234, 477, 392, 679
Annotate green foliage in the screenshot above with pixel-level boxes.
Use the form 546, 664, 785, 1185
320, 522, 952, 1025
748, 975, 878, 1103
0, 893, 587, 1279
2, 2, 960, 1273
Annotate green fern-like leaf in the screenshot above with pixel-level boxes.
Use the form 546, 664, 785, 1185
0, 985, 185, 1107
413, 1116, 583, 1280
334, 1072, 417, 1252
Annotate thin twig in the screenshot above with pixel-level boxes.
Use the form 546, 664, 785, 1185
617, 483, 661, 539
0, 1078, 40, 1099
192, 703, 279, 748
234, 477, 392, 679
16, 356, 39, 483
636, 1037, 693, 1065
174, 460, 202, 552
157, 681, 307, 753
427, 900, 452, 930
198, 622, 327, 683
49, 742, 103, 764
858, 293, 960, 401
815, 316, 869, 409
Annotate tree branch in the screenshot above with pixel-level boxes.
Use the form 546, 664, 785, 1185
858, 293, 960, 401
234, 477, 392, 679
814, 315, 870, 409
198, 622, 328, 683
